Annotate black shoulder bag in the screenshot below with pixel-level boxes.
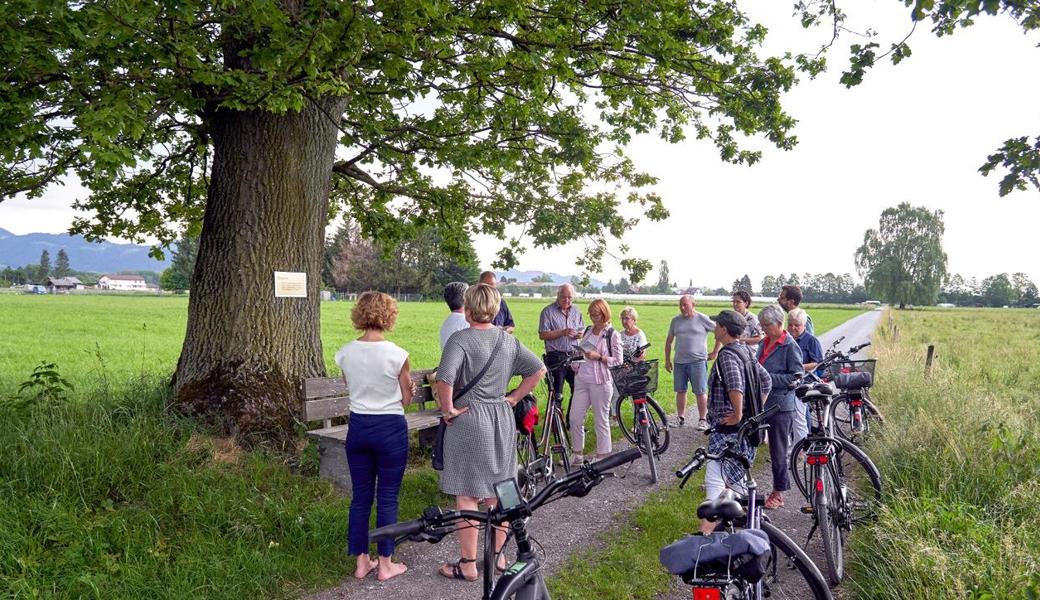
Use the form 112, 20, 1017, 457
432, 330, 504, 470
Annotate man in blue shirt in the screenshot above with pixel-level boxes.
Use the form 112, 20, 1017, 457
480, 271, 514, 333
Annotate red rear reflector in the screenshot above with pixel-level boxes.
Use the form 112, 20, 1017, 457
850, 400, 863, 407
634, 398, 646, 404
806, 455, 816, 465
693, 588, 721, 600
816, 479, 824, 493
818, 455, 829, 464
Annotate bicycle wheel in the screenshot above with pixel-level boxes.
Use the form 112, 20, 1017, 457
551, 411, 572, 474
615, 395, 670, 456
760, 521, 833, 600
829, 393, 884, 446
834, 440, 883, 524
515, 432, 539, 499
815, 465, 844, 586
789, 437, 811, 501
641, 421, 658, 483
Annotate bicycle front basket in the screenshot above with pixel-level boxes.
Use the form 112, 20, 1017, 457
825, 359, 876, 383
612, 359, 659, 396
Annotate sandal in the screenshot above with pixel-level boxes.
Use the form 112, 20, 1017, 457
764, 491, 784, 510
438, 558, 478, 582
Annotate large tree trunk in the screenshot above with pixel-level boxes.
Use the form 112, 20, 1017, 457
173, 98, 347, 448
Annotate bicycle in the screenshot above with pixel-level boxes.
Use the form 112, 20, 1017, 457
788, 376, 883, 586
814, 338, 885, 446
516, 349, 584, 498
611, 343, 670, 483
371, 448, 642, 600
666, 405, 832, 600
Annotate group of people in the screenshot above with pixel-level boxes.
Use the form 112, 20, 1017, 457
334, 276, 824, 581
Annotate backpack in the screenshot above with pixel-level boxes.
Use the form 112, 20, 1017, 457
715, 344, 765, 446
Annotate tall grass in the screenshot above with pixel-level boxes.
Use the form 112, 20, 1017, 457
847, 309, 1040, 599
0, 378, 448, 598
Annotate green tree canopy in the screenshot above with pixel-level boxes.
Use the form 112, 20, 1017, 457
855, 203, 948, 308
160, 233, 199, 293
54, 249, 70, 278
38, 250, 50, 282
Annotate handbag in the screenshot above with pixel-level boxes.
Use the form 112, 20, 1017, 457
432, 330, 505, 470
511, 391, 540, 435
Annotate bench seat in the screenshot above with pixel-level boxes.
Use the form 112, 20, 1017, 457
303, 367, 442, 490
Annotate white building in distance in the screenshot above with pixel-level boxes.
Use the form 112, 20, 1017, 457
98, 274, 148, 291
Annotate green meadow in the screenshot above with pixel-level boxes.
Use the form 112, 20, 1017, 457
0, 293, 864, 401
0, 293, 866, 598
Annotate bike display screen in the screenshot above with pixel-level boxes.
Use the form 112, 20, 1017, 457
494, 478, 524, 511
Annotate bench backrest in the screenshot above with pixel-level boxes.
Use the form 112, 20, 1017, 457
303, 368, 437, 428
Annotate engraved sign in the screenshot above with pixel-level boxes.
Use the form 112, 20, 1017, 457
274, 271, 307, 298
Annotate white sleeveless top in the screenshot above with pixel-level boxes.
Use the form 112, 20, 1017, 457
334, 340, 409, 415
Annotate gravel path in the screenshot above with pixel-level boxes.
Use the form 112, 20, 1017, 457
307, 418, 707, 600
658, 308, 882, 600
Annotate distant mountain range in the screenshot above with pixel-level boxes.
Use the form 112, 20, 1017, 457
0, 228, 172, 273
497, 269, 607, 289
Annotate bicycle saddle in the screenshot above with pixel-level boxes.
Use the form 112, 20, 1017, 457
796, 381, 836, 401
834, 372, 873, 390
697, 489, 746, 522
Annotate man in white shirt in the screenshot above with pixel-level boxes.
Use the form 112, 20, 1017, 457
439, 281, 470, 349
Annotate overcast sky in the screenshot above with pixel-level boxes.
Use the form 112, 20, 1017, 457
1, 2, 1037, 288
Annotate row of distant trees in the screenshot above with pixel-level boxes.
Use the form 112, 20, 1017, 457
941, 273, 1038, 308
320, 218, 480, 297
1, 249, 165, 288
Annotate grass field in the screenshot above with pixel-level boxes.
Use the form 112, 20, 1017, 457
0, 294, 866, 598
0, 294, 865, 403
845, 309, 1040, 599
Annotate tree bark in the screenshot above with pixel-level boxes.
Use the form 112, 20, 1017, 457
173, 97, 347, 447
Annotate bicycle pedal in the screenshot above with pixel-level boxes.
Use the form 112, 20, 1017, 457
800, 505, 814, 514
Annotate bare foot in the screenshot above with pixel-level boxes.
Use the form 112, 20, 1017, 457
377, 561, 408, 582
354, 555, 376, 579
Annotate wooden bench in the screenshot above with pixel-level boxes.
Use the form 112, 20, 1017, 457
303, 368, 442, 490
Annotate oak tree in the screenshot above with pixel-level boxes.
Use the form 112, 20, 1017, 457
1, 1, 815, 442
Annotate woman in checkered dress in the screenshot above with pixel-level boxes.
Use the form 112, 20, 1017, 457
435, 283, 546, 581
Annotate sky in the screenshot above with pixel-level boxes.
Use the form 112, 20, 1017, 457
0, 2, 1037, 289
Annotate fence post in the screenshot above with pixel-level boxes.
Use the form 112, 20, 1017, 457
925, 344, 935, 375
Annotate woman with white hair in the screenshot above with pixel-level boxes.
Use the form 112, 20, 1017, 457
619, 306, 648, 359
757, 304, 804, 510
787, 307, 822, 443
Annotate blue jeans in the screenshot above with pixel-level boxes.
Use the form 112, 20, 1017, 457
673, 360, 708, 395
345, 412, 408, 557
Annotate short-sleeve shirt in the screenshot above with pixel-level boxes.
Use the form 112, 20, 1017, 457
437, 328, 543, 402
334, 340, 408, 415
440, 311, 469, 349
492, 298, 514, 328
619, 328, 649, 357
667, 312, 716, 363
539, 302, 585, 354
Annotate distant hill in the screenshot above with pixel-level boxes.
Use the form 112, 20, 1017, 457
497, 269, 607, 289
0, 228, 172, 273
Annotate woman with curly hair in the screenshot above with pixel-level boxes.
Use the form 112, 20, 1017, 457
334, 291, 412, 581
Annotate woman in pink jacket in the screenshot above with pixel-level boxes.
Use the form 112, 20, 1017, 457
569, 298, 624, 463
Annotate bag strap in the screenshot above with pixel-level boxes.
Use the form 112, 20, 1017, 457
453, 329, 504, 403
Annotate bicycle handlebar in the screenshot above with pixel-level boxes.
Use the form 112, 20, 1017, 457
674, 405, 780, 482
370, 448, 642, 543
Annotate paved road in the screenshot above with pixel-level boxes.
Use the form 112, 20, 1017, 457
659, 308, 883, 600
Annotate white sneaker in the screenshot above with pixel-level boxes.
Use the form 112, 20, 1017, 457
695, 418, 709, 431
571, 453, 585, 466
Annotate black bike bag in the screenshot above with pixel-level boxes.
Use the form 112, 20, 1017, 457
834, 372, 873, 390
659, 529, 770, 583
